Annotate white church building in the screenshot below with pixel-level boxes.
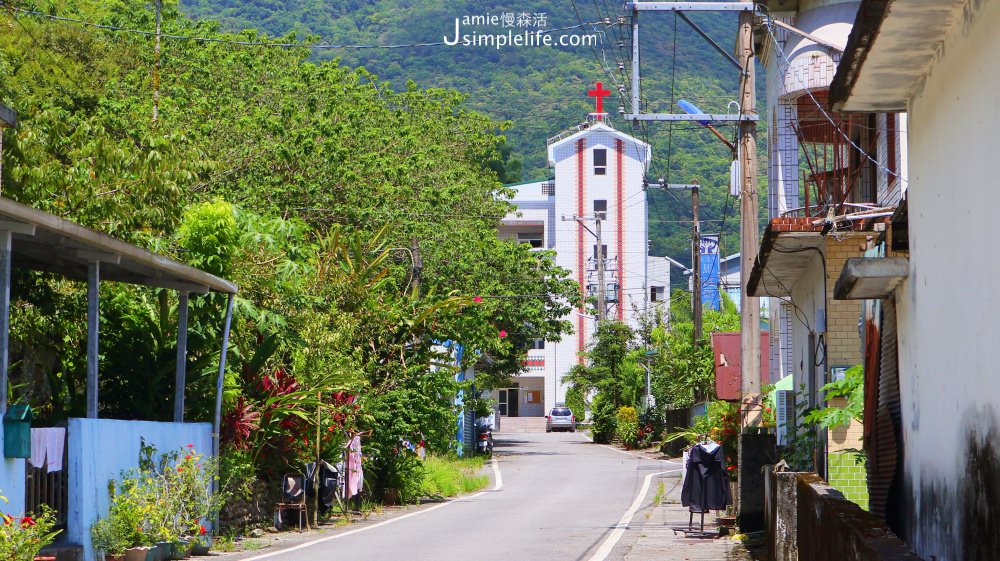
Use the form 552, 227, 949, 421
496, 98, 670, 418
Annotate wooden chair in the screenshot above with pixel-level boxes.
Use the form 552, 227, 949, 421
274, 474, 307, 531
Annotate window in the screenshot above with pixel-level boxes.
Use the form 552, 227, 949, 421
517, 231, 543, 248
650, 286, 665, 302
594, 199, 607, 220
593, 148, 607, 175
526, 339, 545, 350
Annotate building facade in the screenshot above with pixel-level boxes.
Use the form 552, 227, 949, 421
497, 116, 669, 417
829, 0, 1000, 558
753, 0, 907, 509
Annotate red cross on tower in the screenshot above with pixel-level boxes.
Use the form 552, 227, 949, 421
588, 81, 611, 117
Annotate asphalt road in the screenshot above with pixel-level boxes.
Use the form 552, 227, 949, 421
235, 432, 682, 561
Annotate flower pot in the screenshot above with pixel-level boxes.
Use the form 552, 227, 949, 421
124, 546, 152, 561
34, 557, 57, 561
155, 542, 174, 561
190, 535, 212, 556
145, 545, 163, 561
173, 540, 192, 560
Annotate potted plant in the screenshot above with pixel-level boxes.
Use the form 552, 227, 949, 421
90, 517, 129, 561
189, 525, 212, 556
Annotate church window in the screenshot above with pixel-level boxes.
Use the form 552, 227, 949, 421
594, 199, 607, 219
593, 148, 607, 175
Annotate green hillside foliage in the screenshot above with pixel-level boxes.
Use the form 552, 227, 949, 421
179, 0, 768, 267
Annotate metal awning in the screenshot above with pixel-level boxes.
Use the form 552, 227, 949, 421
0, 197, 236, 294
833, 257, 908, 300
747, 231, 825, 297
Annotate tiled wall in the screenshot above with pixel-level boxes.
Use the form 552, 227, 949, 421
827, 451, 869, 511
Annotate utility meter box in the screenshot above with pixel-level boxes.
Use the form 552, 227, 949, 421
3, 404, 33, 458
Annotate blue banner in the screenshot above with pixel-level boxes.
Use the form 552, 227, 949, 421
700, 235, 721, 311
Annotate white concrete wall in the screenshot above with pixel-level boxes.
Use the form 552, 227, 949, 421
0, 428, 26, 515
67, 418, 212, 561
788, 253, 827, 407
893, 1, 1000, 558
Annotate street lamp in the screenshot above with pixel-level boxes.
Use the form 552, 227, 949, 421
641, 349, 657, 408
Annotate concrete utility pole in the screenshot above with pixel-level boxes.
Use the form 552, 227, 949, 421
737, 9, 761, 407
666, 183, 702, 344
562, 214, 607, 320
595, 217, 607, 321
691, 185, 702, 345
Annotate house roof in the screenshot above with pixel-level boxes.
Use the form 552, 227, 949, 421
546, 121, 651, 168
829, 0, 967, 111
0, 197, 237, 294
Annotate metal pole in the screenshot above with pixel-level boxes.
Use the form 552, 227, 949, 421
212, 293, 236, 528
595, 218, 606, 321
0, 230, 10, 415
173, 291, 189, 423
631, 9, 641, 113
86, 261, 100, 419
692, 186, 702, 345
738, 9, 761, 401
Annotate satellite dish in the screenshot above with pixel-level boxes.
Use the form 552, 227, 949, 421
678, 99, 711, 126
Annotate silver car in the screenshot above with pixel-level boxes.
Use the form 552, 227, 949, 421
546, 406, 576, 432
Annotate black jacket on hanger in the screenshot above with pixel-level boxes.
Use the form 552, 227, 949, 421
681, 443, 732, 512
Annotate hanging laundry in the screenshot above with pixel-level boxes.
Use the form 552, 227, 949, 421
346, 436, 364, 498
29, 428, 66, 472
681, 441, 731, 513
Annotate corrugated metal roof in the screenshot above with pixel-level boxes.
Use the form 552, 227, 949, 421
0, 197, 237, 294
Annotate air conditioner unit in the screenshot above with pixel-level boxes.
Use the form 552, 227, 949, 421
775, 389, 795, 446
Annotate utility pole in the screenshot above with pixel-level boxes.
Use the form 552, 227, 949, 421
691, 184, 702, 345
562, 214, 606, 320
665, 183, 702, 344
737, 9, 761, 409
595, 217, 606, 321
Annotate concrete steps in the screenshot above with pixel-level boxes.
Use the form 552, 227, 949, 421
39, 543, 83, 561
498, 416, 548, 433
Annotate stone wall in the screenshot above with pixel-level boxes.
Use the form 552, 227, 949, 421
766, 470, 920, 561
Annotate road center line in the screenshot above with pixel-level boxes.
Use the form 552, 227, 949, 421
586, 469, 682, 561
238, 457, 504, 561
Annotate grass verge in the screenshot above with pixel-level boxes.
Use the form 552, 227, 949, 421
420, 454, 489, 499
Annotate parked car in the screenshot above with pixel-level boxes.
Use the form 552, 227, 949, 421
546, 406, 576, 432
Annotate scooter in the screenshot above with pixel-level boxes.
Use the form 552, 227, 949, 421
475, 417, 494, 454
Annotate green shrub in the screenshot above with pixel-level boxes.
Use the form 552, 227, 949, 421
564, 386, 587, 421
590, 394, 617, 444
616, 406, 640, 449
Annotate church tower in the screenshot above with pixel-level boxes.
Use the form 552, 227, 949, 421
497, 84, 670, 419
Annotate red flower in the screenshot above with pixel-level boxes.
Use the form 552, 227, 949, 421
499, 330, 508, 338
185, 455, 192, 460
186, 444, 194, 448
727, 465, 736, 471
199, 525, 207, 535
20, 516, 36, 526
177, 467, 184, 473
473, 296, 483, 303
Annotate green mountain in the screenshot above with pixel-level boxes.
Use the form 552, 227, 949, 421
179, 0, 759, 267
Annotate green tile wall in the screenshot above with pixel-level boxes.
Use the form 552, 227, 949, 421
827, 451, 869, 511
